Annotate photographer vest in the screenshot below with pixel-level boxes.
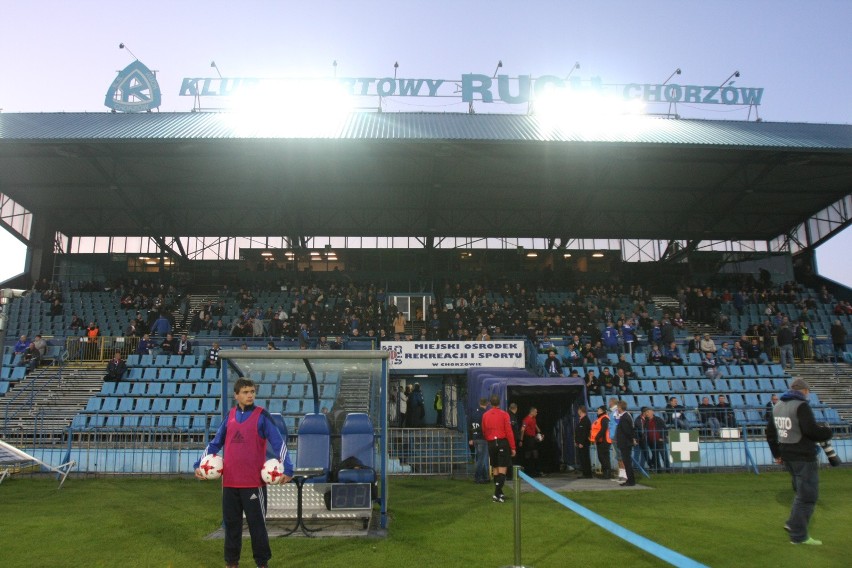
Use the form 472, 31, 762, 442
772, 399, 805, 444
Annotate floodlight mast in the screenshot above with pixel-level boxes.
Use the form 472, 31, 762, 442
664, 68, 682, 118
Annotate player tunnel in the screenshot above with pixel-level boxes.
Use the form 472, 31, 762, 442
466, 369, 586, 474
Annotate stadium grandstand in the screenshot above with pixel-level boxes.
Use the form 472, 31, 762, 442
1, 110, 851, 499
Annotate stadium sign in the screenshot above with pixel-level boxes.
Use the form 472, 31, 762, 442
105, 60, 162, 113
669, 430, 701, 463
382, 341, 525, 370
179, 74, 763, 106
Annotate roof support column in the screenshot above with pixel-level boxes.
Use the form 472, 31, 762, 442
24, 211, 56, 286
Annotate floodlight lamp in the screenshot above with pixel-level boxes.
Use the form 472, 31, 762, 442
592, 252, 605, 258
526, 252, 538, 258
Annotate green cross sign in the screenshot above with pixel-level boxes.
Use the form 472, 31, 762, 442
669, 430, 700, 463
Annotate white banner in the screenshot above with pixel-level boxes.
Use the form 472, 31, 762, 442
382, 341, 526, 370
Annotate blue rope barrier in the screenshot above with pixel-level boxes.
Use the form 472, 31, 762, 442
519, 471, 709, 568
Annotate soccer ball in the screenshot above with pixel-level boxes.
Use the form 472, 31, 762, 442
261, 458, 285, 485
535, 433, 544, 442
198, 454, 223, 480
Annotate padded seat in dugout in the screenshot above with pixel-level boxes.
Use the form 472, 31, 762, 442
257, 383, 274, 399
296, 413, 331, 482
338, 413, 377, 484
267, 399, 284, 414
290, 384, 307, 398
285, 399, 302, 414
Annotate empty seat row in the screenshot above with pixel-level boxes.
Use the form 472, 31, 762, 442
100, 381, 224, 398
632, 377, 789, 395
127, 354, 203, 368
71, 413, 222, 431
125, 367, 220, 381
255, 383, 337, 399
84, 396, 221, 414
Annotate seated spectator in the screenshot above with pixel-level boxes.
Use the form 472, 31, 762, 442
673, 312, 685, 329
687, 333, 702, 354
699, 333, 717, 355
664, 341, 683, 365
702, 352, 722, 382
136, 333, 155, 356
86, 322, 100, 339
731, 340, 747, 365
104, 351, 126, 382
601, 367, 617, 396
591, 340, 607, 364
648, 344, 665, 365
48, 299, 63, 317
13, 335, 30, 355
18, 343, 40, 373
201, 342, 221, 370
176, 333, 193, 356
665, 397, 689, 430
714, 395, 735, 429
747, 338, 767, 365
614, 354, 634, 380
69, 314, 84, 332
32, 335, 47, 355
698, 396, 719, 436
564, 343, 582, 368
543, 350, 563, 377
160, 333, 177, 355
585, 369, 601, 398
266, 341, 279, 350
613, 367, 631, 395
717, 342, 734, 365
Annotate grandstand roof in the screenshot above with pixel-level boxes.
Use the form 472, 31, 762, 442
1, 112, 850, 242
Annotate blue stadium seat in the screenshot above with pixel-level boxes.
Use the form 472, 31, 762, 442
177, 383, 194, 397
266, 399, 284, 414
672, 366, 688, 378
687, 353, 702, 365
151, 398, 167, 412
123, 415, 141, 429
166, 398, 183, 413
210, 414, 223, 431
321, 383, 338, 399
338, 413, 376, 484
139, 354, 153, 367
172, 368, 189, 381
635, 395, 652, 409
202, 368, 218, 381
157, 415, 175, 429
712, 379, 730, 393
772, 378, 790, 391
745, 393, 762, 407
167, 355, 182, 367
154, 355, 170, 367
727, 379, 744, 392
727, 394, 745, 407
683, 380, 701, 393
174, 415, 191, 430
180, 355, 196, 368
127, 368, 143, 381
190, 415, 208, 432
129, 382, 146, 396
639, 366, 658, 379
101, 382, 117, 395
668, 380, 685, 394
809, 392, 824, 407
650, 395, 668, 409
71, 414, 89, 430
135, 398, 153, 412
105, 415, 124, 429
160, 382, 177, 396
726, 365, 744, 377
633, 353, 648, 365
199, 398, 217, 413
657, 366, 674, 379
101, 398, 119, 412
685, 366, 702, 378
89, 415, 107, 429
683, 394, 700, 408
697, 379, 715, 393
182, 398, 201, 414
636, 380, 655, 394
739, 364, 758, 377
117, 398, 135, 412
209, 383, 222, 398
157, 368, 175, 381
743, 379, 759, 392
139, 414, 157, 429
768, 364, 785, 377
296, 413, 331, 482
756, 365, 773, 377
142, 368, 158, 381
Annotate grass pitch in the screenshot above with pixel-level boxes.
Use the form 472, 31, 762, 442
1, 469, 849, 567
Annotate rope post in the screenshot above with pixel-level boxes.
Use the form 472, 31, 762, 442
512, 465, 522, 567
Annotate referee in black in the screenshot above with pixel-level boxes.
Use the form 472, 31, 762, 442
482, 395, 517, 503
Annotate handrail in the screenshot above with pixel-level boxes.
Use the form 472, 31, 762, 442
2, 359, 68, 436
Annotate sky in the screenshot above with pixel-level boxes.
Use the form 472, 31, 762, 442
0, 0, 850, 286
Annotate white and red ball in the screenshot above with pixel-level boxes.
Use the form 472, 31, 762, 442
198, 454, 224, 480
261, 458, 285, 485
535, 433, 544, 442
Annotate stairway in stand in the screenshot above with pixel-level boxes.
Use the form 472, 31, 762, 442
176, 287, 225, 335
787, 362, 852, 423
0, 362, 105, 444
651, 294, 722, 336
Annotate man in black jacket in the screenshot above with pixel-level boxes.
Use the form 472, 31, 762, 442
574, 406, 593, 478
615, 400, 637, 487
766, 379, 833, 546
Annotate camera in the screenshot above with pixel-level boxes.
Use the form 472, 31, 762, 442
819, 440, 841, 467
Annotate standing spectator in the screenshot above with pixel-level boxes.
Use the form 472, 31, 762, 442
433, 390, 444, 427
830, 319, 847, 361
602, 321, 619, 354
615, 401, 637, 487
104, 351, 126, 382
194, 378, 293, 568
150, 312, 171, 337
590, 406, 612, 480
468, 398, 488, 484
408, 383, 425, 427
297, 323, 310, 350
699, 396, 720, 436
644, 408, 670, 472
766, 379, 833, 546
715, 395, 735, 429
777, 323, 795, 369
574, 406, 593, 479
